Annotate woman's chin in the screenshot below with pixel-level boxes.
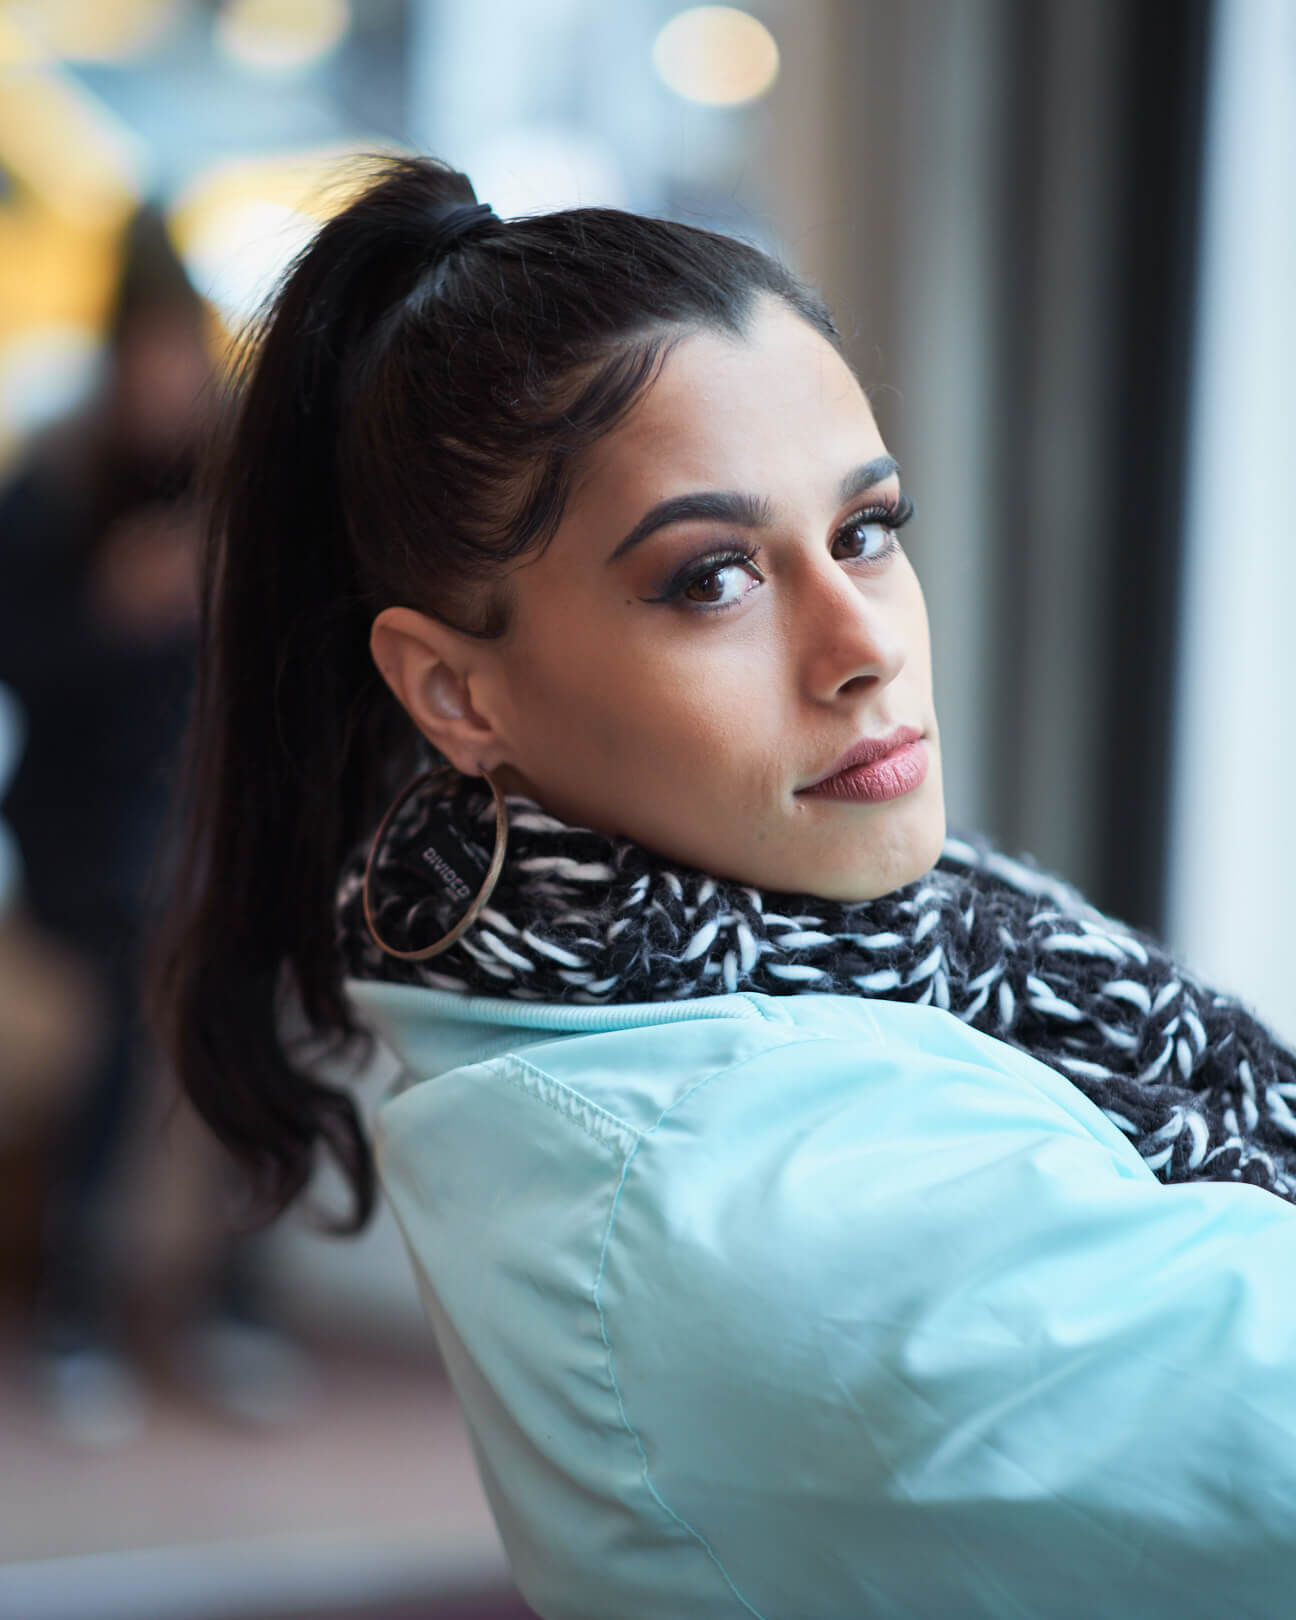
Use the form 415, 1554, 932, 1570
786, 804, 948, 903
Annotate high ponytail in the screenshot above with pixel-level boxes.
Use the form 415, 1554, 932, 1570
151, 160, 481, 1228
150, 155, 837, 1228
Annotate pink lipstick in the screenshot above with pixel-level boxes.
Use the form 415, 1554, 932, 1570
797, 725, 928, 804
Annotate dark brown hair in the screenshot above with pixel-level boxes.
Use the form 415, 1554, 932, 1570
150, 155, 839, 1230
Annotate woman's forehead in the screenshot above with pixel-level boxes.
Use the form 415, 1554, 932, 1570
576, 304, 885, 517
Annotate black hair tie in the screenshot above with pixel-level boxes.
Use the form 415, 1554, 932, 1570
426, 202, 496, 257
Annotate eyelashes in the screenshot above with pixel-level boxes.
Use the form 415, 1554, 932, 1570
830, 493, 914, 565
641, 494, 915, 610
851, 493, 915, 544
644, 539, 767, 609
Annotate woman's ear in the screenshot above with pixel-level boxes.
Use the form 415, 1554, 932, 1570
369, 606, 505, 776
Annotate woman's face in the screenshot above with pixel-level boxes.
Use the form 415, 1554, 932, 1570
467, 295, 944, 900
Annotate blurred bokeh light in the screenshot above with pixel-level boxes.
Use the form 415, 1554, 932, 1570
5, 0, 182, 63
652, 5, 779, 107
215, 0, 351, 76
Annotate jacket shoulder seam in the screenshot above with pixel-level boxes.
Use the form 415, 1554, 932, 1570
494, 1052, 640, 1155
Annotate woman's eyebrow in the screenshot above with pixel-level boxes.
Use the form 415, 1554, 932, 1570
606, 490, 774, 565
838, 455, 901, 505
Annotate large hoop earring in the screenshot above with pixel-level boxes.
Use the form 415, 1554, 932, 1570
362, 765, 510, 961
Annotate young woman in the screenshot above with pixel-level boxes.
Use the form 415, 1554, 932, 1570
155, 157, 1296, 1619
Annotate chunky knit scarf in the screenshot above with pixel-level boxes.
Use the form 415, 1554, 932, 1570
337, 777, 1296, 1207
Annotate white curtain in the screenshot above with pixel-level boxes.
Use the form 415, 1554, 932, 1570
1167, 0, 1296, 1042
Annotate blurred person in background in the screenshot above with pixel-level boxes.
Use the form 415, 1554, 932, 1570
0, 683, 106, 1286
0, 205, 310, 1444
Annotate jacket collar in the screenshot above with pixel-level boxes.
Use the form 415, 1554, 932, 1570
345, 977, 771, 1084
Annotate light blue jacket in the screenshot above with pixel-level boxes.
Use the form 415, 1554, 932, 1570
350, 978, 1296, 1620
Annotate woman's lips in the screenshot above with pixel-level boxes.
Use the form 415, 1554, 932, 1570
797, 726, 929, 804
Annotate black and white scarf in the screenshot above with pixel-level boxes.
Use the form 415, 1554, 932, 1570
337, 777, 1296, 1206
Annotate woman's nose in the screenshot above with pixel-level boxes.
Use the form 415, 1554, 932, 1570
798, 561, 905, 703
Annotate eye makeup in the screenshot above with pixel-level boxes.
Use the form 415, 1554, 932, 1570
637, 488, 915, 612
639, 541, 766, 608
831, 493, 915, 563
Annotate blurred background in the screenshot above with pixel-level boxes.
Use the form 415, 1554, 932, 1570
0, 1, 1290, 1617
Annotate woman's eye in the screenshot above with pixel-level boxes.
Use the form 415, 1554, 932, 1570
831, 495, 914, 563
683, 559, 762, 605
832, 516, 899, 563
641, 548, 764, 609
